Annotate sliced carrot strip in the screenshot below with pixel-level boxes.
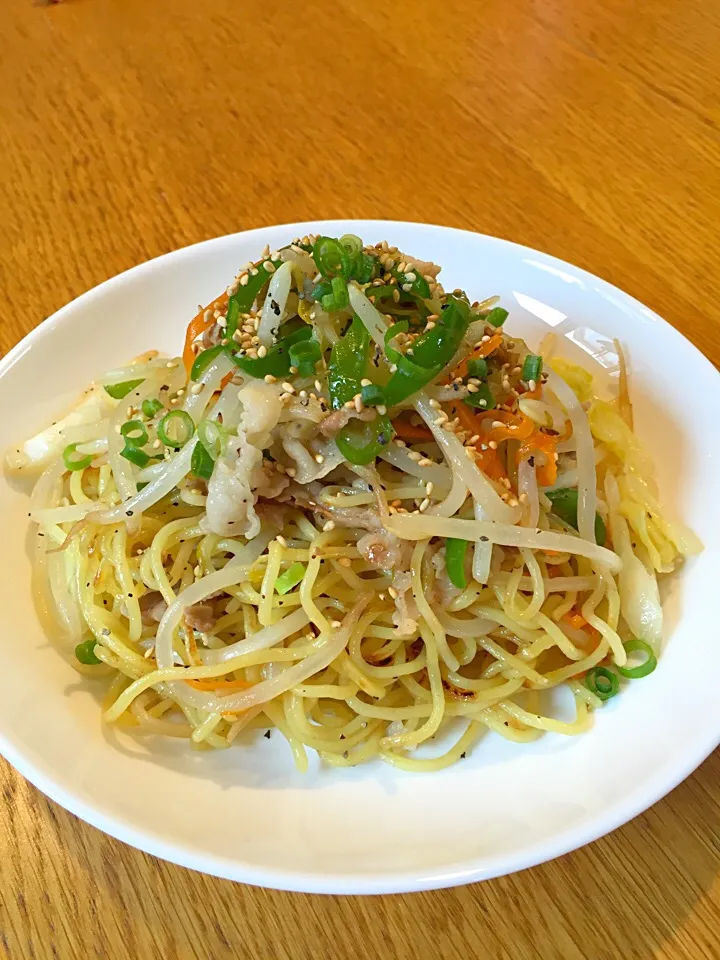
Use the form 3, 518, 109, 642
182, 292, 229, 375
391, 418, 433, 442
450, 334, 504, 380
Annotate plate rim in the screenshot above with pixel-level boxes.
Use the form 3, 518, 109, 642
1, 218, 718, 895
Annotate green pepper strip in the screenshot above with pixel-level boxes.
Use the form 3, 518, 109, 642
382, 297, 471, 407
327, 316, 370, 409
616, 639, 657, 679
275, 562, 306, 595
191, 441, 215, 480
227, 257, 282, 319
445, 538, 469, 589
545, 487, 607, 546
390, 265, 431, 299
464, 383, 496, 411
232, 325, 312, 379
104, 379, 144, 400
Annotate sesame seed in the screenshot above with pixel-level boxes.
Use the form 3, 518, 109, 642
508, 498, 519, 507
256, 344, 267, 359
176, 388, 185, 397
425, 482, 434, 495
481, 335, 492, 343
276, 535, 288, 547
323, 520, 336, 532
418, 457, 433, 467
264, 374, 277, 384
433, 415, 448, 426
281, 382, 295, 394
338, 558, 352, 568
360, 378, 372, 387
315, 380, 323, 392
190, 383, 203, 395
377, 405, 387, 415
354, 395, 364, 413
331, 620, 342, 629
528, 379, 537, 391
419, 497, 430, 512
152, 439, 161, 449
286, 467, 296, 477
407, 450, 422, 462
402, 284, 412, 293
429, 399, 441, 410
314, 453, 325, 464
194, 565, 202, 577
467, 383, 479, 393
426, 314, 439, 322
388, 586, 398, 600
263, 261, 275, 273
488, 440, 498, 450
394, 439, 406, 447
405, 272, 416, 282
491, 420, 505, 429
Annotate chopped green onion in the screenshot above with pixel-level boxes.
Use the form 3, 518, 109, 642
191, 344, 229, 381
104, 378, 144, 400
158, 410, 195, 448
75, 639, 101, 665
197, 419, 227, 460
467, 357, 488, 379
289, 338, 321, 377
120, 419, 148, 447
141, 398, 164, 418
275, 561, 306, 595
585, 666, 619, 701
335, 413, 394, 465
545, 487, 606, 546
120, 444, 151, 467
617, 639, 657, 679
360, 384, 385, 407
521, 353, 543, 382
485, 307, 508, 328
464, 383, 496, 411
445, 538, 469, 589
312, 236, 353, 280
339, 234, 363, 257
190, 441, 214, 480
62, 443, 93, 472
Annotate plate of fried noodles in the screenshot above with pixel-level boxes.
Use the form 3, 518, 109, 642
0, 221, 717, 893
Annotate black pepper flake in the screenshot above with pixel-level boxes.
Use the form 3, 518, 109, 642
126, 510, 134, 517
479, 536, 489, 542
128, 593, 133, 598
264, 730, 271, 739
460, 752, 466, 759
270, 300, 281, 316
528, 456, 535, 467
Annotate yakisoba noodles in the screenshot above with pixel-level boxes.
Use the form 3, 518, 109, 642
6, 236, 701, 771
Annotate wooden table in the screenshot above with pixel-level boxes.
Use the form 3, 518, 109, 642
1, 1, 718, 957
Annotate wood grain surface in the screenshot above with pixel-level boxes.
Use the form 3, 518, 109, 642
0, 1, 718, 957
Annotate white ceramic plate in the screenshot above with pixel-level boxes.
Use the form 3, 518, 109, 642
1, 221, 718, 895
